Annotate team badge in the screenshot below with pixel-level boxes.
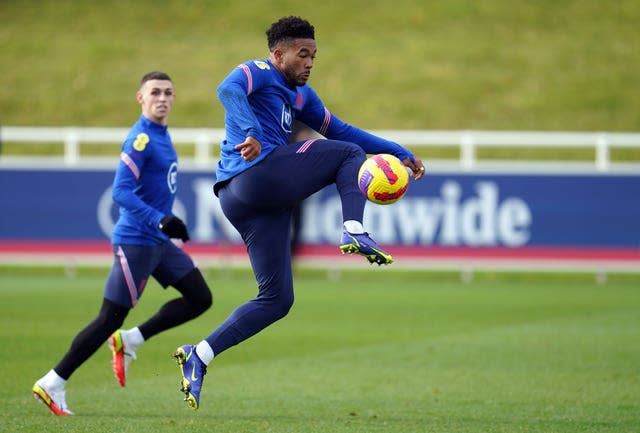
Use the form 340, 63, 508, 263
133, 133, 149, 151
167, 162, 178, 193
280, 104, 292, 133
254, 60, 270, 70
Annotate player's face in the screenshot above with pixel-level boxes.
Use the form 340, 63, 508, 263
279, 38, 316, 86
136, 79, 175, 125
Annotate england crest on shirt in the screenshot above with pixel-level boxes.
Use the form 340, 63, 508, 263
280, 104, 292, 133
167, 162, 178, 194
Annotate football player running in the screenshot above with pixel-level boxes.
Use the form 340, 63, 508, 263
32, 72, 212, 415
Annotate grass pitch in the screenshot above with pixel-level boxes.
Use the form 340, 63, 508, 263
2, 1, 639, 132
1, 267, 639, 433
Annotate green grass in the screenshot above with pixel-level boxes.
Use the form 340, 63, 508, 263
1, 0, 639, 132
1, 267, 639, 432
2, 1, 639, 163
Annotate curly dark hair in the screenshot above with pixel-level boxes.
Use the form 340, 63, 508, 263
266, 16, 315, 50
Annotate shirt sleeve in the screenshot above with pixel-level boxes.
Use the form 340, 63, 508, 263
112, 134, 165, 228
297, 87, 415, 163
217, 62, 265, 144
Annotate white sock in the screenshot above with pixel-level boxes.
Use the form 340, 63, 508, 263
42, 369, 66, 389
195, 340, 215, 366
343, 220, 364, 234
124, 327, 145, 349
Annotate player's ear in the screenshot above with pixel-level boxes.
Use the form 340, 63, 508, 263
135, 91, 143, 104
272, 47, 284, 62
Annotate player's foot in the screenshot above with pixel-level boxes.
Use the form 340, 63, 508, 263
108, 329, 137, 387
339, 230, 394, 265
32, 381, 74, 416
173, 345, 207, 410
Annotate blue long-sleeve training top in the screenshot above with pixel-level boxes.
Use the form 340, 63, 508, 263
111, 115, 177, 245
214, 58, 414, 192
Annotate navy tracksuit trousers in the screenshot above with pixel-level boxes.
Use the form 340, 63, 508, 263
205, 139, 366, 356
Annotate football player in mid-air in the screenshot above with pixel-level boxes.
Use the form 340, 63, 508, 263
172, 16, 425, 410
32, 71, 213, 416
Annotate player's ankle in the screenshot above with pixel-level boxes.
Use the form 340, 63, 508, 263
343, 220, 364, 234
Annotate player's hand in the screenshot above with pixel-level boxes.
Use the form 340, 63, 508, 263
402, 157, 426, 180
159, 215, 190, 242
235, 136, 262, 162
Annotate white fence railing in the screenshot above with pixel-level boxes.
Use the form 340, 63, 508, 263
1, 126, 640, 171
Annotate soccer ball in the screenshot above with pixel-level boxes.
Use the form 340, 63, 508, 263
358, 154, 409, 205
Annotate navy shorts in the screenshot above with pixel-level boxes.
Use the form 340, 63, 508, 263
103, 242, 195, 308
